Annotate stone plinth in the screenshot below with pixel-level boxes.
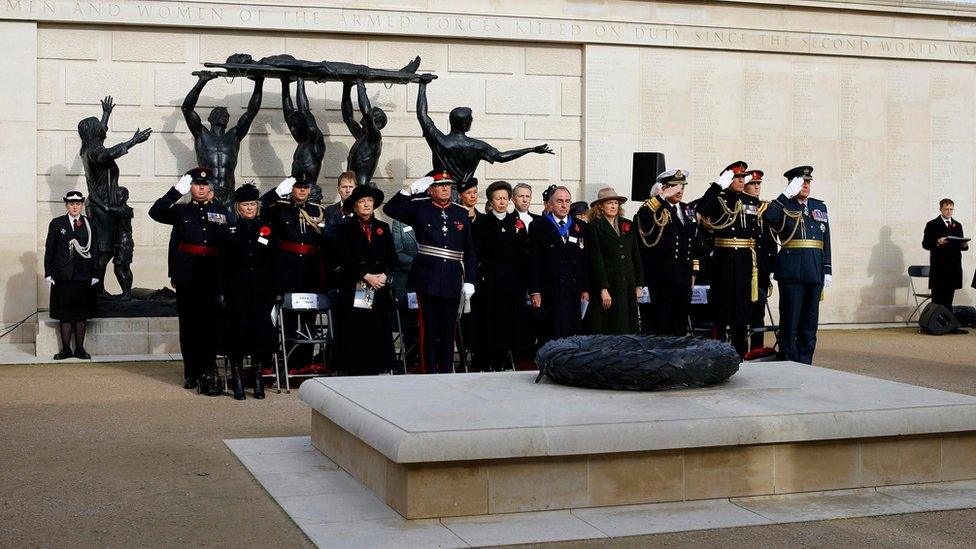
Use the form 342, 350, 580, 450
300, 364, 976, 519
35, 313, 179, 357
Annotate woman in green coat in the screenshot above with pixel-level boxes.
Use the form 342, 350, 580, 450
585, 187, 645, 334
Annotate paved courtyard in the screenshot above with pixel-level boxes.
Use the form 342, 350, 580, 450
1, 327, 974, 548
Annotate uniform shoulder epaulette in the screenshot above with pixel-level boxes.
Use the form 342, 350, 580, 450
757, 201, 769, 216
644, 197, 662, 212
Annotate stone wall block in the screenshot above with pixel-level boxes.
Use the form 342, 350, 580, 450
448, 44, 518, 74
485, 78, 556, 115
561, 81, 581, 116
38, 28, 101, 60
113, 30, 189, 63
525, 46, 582, 76
154, 67, 241, 108
406, 77, 482, 113
369, 40, 448, 72
65, 66, 143, 106
524, 119, 581, 141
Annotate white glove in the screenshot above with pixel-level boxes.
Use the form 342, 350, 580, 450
716, 170, 735, 190
174, 174, 193, 194
275, 176, 296, 197
742, 174, 753, 185
91, 278, 99, 286
784, 177, 804, 199
45, 276, 54, 285
649, 183, 663, 197
409, 176, 434, 195
823, 274, 832, 287
462, 282, 475, 299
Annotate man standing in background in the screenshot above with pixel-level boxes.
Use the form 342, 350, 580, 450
923, 199, 969, 309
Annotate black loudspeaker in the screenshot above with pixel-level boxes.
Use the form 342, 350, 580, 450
632, 152, 667, 202
919, 303, 960, 335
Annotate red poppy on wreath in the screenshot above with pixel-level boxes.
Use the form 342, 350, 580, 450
259, 225, 271, 237
621, 221, 631, 234
515, 218, 525, 231
375, 226, 384, 236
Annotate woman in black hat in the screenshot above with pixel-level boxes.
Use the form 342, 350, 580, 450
332, 185, 397, 375
44, 191, 100, 359
217, 183, 275, 399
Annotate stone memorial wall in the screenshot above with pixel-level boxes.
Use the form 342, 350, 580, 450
2, 0, 976, 349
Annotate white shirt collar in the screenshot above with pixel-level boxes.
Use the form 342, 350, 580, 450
492, 210, 506, 220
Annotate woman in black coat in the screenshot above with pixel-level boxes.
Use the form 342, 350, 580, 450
218, 184, 276, 399
332, 185, 397, 375
470, 181, 531, 371
44, 191, 100, 360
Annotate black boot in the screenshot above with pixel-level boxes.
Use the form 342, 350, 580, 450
183, 377, 198, 390
252, 360, 266, 400
229, 362, 245, 401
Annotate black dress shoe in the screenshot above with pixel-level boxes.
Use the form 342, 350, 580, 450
74, 347, 91, 360
184, 377, 198, 389
951, 328, 969, 335
53, 349, 73, 360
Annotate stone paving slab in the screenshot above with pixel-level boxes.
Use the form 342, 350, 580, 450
227, 436, 976, 548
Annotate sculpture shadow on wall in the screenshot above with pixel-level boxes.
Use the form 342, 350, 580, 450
160, 109, 194, 177
858, 225, 909, 322
3, 253, 38, 338
247, 106, 286, 188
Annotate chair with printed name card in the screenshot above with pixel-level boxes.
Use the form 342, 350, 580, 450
275, 292, 334, 393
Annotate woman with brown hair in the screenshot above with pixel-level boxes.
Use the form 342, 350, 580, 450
470, 181, 531, 371
584, 187, 645, 334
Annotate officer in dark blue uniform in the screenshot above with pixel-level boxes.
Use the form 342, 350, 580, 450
261, 172, 328, 369
149, 167, 229, 390
763, 165, 832, 364
744, 169, 779, 352
635, 169, 701, 336
527, 185, 588, 345
384, 170, 477, 373
695, 161, 762, 356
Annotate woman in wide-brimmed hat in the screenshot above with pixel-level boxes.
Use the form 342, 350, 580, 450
584, 187, 644, 334
332, 184, 397, 375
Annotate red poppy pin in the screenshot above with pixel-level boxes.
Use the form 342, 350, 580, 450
574, 224, 581, 233
515, 219, 525, 231
259, 225, 271, 237
621, 221, 631, 234
375, 227, 384, 236
455, 221, 464, 231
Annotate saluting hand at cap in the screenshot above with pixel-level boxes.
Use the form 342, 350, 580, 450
276, 176, 296, 197
174, 174, 193, 195
717, 169, 735, 190
407, 176, 434, 195
784, 176, 804, 199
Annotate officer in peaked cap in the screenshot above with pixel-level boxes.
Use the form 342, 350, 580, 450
384, 170, 477, 373
742, 169, 779, 353
694, 161, 763, 356
260, 170, 329, 370
762, 165, 832, 364
149, 167, 229, 391
635, 169, 702, 336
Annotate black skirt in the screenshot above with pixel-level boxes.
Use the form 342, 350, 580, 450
50, 280, 97, 321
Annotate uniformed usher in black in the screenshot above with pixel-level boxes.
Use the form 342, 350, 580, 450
149, 187, 229, 382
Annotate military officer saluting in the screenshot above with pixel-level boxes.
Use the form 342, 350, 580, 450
384, 170, 477, 374
261, 172, 328, 370
744, 169, 779, 352
695, 161, 762, 356
763, 165, 831, 364
149, 167, 228, 391
635, 169, 701, 336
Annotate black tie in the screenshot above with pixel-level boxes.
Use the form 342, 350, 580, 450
558, 220, 566, 242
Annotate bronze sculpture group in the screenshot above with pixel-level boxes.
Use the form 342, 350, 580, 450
76, 52, 554, 300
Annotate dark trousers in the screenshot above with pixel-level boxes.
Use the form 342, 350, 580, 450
777, 282, 823, 364
176, 285, 218, 380
648, 282, 692, 336
932, 286, 956, 309
750, 287, 769, 350
417, 293, 460, 374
